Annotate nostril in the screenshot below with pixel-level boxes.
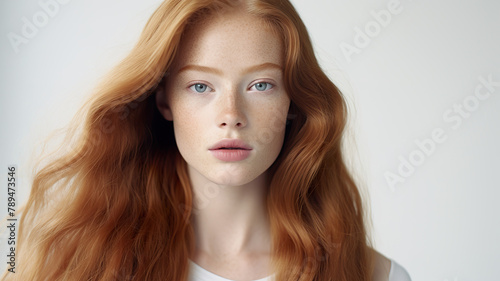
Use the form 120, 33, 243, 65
220, 122, 243, 127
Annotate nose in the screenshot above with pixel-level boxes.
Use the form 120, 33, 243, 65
216, 87, 247, 128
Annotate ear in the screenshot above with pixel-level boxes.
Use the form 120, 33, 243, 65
155, 83, 173, 121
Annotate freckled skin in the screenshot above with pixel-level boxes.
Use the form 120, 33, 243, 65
153, 8, 394, 281
157, 10, 291, 188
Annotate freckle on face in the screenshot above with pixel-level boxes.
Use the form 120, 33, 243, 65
162, 9, 291, 187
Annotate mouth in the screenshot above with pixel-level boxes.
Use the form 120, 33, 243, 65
209, 146, 252, 162
208, 139, 253, 151
212, 147, 251, 150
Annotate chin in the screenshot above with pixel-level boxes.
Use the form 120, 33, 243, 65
209, 174, 256, 187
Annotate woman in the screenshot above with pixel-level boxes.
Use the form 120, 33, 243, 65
4, 0, 411, 280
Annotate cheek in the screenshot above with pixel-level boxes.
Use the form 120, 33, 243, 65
264, 97, 290, 128
171, 104, 203, 144
253, 98, 290, 146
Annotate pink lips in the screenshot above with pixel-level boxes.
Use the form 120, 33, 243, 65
209, 139, 252, 162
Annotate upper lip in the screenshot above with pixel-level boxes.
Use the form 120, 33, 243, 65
209, 139, 252, 150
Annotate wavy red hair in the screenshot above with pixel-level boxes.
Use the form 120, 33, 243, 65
2, 0, 375, 280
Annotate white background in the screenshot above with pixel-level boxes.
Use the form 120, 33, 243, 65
1, 0, 499, 280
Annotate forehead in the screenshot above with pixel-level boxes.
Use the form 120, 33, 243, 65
171, 9, 284, 70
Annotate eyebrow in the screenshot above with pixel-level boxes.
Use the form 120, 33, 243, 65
177, 62, 282, 76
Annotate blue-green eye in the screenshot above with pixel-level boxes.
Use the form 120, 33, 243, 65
250, 82, 273, 91
189, 83, 213, 93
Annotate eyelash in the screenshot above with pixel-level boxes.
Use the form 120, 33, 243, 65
187, 81, 275, 93
188, 83, 214, 93
249, 82, 274, 91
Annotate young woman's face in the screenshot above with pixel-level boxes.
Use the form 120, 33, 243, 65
157, 10, 290, 187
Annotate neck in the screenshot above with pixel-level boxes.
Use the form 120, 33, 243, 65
188, 165, 272, 259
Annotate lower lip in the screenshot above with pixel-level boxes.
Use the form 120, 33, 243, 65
209, 149, 252, 162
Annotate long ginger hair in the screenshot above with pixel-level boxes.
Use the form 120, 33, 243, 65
3, 0, 375, 280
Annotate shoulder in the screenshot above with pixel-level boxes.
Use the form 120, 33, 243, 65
371, 249, 391, 281
371, 249, 412, 281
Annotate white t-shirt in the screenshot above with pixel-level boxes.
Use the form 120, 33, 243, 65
188, 258, 411, 281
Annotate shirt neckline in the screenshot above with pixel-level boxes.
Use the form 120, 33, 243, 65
188, 259, 276, 281
189, 258, 398, 280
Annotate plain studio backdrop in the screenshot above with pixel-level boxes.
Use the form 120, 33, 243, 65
1, 0, 499, 280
